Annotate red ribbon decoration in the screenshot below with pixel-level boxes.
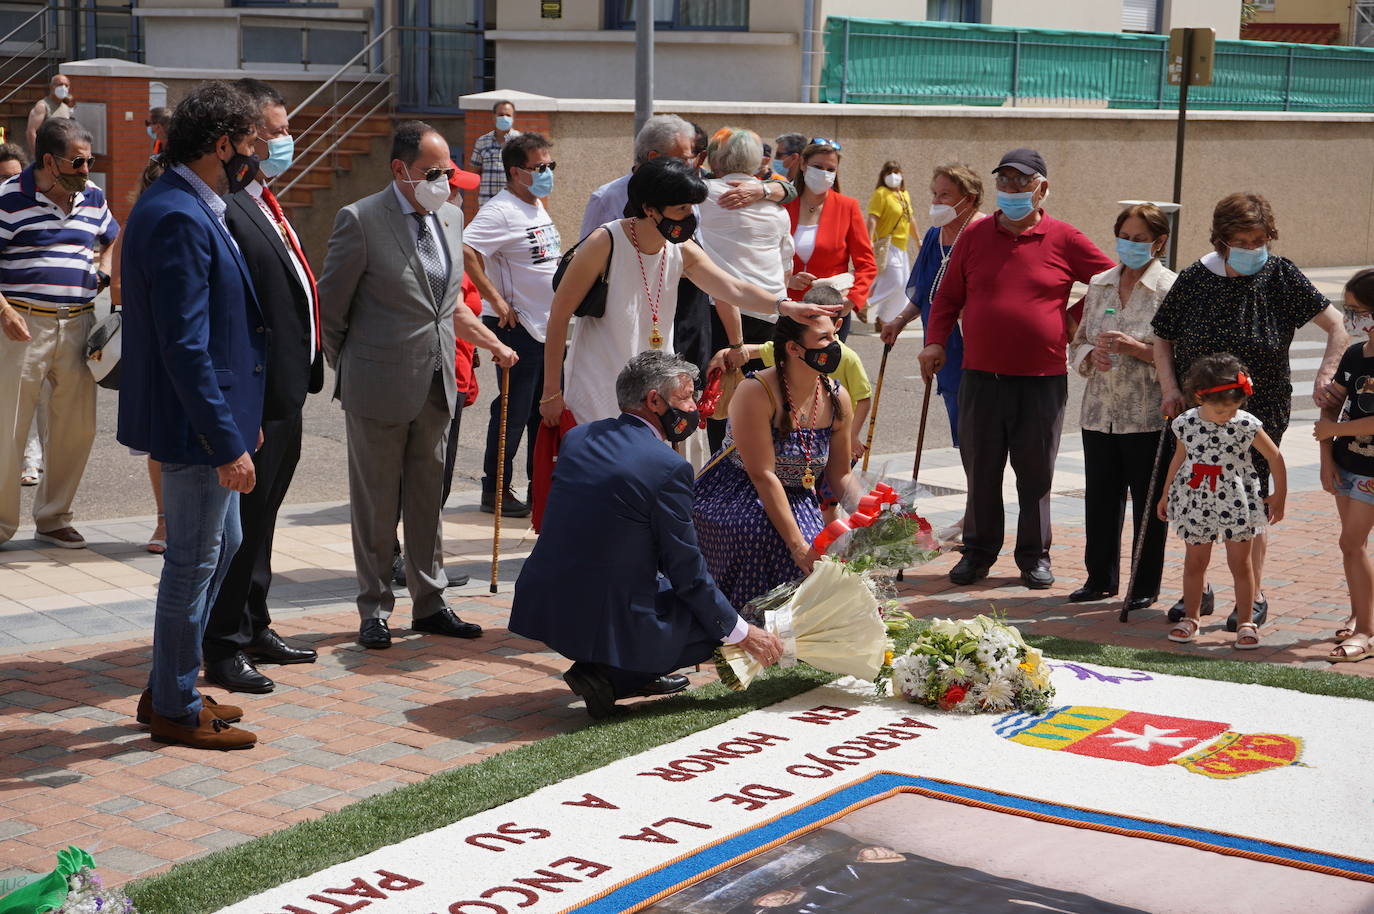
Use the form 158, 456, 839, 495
1186, 463, 1224, 491
1196, 371, 1253, 398
809, 484, 923, 554
697, 368, 724, 419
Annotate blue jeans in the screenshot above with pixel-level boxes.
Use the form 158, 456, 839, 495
481, 317, 544, 494
148, 463, 242, 724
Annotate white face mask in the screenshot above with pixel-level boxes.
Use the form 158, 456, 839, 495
53, 84, 69, 100
804, 165, 836, 194
1346, 309, 1374, 335
928, 197, 967, 228
405, 174, 450, 213
883, 172, 902, 190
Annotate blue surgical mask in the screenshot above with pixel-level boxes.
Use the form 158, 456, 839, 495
1227, 244, 1269, 276
772, 159, 788, 178
997, 189, 1036, 221
258, 135, 295, 179
529, 168, 554, 198
495, 114, 514, 132
1116, 237, 1156, 270
146, 126, 157, 141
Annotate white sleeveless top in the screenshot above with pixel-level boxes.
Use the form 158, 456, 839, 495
564, 219, 684, 424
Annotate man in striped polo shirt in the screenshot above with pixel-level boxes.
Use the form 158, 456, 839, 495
0, 117, 117, 549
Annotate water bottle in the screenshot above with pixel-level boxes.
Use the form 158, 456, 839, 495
1102, 307, 1120, 369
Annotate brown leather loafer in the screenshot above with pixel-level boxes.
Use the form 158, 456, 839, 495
149, 706, 256, 750
136, 689, 243, 725
34, 526, 86, 549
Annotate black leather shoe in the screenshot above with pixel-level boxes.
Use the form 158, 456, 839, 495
247, 628, 317, 665
949, 555, 991, 586
391, 559, 470, 589
563, 664, 618, 719
412, 607, 482, 639
204, 652, 274, 694
1068, 586, 1115, 603
1021, 566, 1055, 589
1226, 595, 1268, 632
632, 674, 690, 697
359, 618, 391, 649
480, 489, 532, 518
1166, 587, 1214, 623
1125, 593, 1157, 612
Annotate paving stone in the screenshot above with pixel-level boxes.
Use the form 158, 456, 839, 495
137, 813, 186, 831
467, 725, 520, 744
481, 705, 533, 721
265, 703, 329, 721
93, 796, 144, 814
0, 821, 36, 840
184, 778, 239, 798
273, 784, 341, 808
16, 744, 67, 762
386, 658, 431, 672
348, 779, 406, 799
351, 743, 412, 764
271, 735, 322, 752
287, 748, 352, 770
1, 690, 57, 709
89, 847, 167, 876
154, 764, 229, 788
256, 757, 302, 773
361, 695, 425, 712
437, 670, 491, 687
420, 739, 479, 761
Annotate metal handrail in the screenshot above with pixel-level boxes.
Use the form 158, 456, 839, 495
288, 76, 390, 174
289, 24, 393, 120
280, 92, 391, 196
0, 5, 53, 110
0, 4, 50, 48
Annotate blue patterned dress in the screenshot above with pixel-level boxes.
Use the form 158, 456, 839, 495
694, 378, 836, 621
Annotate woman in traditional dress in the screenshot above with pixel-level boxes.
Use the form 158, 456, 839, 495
694, 315, 858, 619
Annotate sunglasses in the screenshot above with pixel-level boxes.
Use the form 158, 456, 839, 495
519, 161, 557, 174
809, 137, 843, 151
56, 154, 96, 170
417, 166, 456, 182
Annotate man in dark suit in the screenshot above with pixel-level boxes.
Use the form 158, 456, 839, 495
117, 82, 265, 750
510, 351, 782, 719
200, 78, 322, 694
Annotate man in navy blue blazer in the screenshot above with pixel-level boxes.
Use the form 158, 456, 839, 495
510, 351, 782, 719
118, 82, 265, 750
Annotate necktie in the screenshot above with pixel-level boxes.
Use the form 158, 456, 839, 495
411, 212, 448, 307
259, 186, 320, 357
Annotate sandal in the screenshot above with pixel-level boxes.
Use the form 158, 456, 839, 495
19, 472, 38, 486
1168, 618, 1200, 643
1234, 622, 1261, 651
1330, 633, 1373, 663
1336, 616, 1358, 641
147, 513, 167, 555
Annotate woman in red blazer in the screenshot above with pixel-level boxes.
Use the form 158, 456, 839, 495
784, 140, 878, 341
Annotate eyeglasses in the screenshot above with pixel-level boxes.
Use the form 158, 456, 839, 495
519, 162, 557, 174
993, 170, 1038, 189
809, 137, 843, 151
416, 166, 456, 182
56, 154, 96, 170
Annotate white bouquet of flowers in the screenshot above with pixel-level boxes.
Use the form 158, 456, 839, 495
884, 615, 1054, 714
715, 557, 889, 691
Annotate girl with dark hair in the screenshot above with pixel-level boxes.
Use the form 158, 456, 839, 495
1311, 268, 1374, 662
541, 158, 838, 426
693, 312, 858, 617
1156, 353, 1286, 648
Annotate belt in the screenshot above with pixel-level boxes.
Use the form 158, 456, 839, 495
7, 300, 94, 319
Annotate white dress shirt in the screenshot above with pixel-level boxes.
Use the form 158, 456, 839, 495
391, 181, 450, 276
247, 180, 317, 358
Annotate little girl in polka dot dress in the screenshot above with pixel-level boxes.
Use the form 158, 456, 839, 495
1156, 353, 1287, 650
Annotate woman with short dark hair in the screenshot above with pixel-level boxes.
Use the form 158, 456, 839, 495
1066, 203, 1174, 609
540, 158, 837, 426
1152, 192, 1346, 629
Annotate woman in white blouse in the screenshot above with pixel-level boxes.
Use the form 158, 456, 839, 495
1067, 204, 1176, 612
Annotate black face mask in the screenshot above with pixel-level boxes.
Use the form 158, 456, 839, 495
223, 150, 260, 194
656, 212, 697, 244
657, 403, 700, 442
800, 341, 842, 375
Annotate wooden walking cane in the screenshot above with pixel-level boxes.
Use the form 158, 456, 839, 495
896, 377, 935, 583
861, 343, 892, 472
1120, 421, 1172, 622
489, 367, 511, 594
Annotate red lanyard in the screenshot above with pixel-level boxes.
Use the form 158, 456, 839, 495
793, 378, 823, 490
627, 219, 668, 349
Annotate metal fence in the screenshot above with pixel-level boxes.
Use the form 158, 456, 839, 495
821, 17, 1374, 112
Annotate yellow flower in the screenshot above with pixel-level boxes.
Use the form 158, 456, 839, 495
884, 651, 894, 666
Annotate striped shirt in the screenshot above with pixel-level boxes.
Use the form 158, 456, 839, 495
469, 129, 519, 206
0, 165, 118, 307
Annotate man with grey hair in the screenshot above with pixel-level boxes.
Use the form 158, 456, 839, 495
579, 115, 795, 238
774, 132, 807, 180
510, 350, 783, 719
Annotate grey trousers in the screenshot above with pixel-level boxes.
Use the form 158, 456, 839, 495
958, 369, 1067, 571
345, 370, 451, 621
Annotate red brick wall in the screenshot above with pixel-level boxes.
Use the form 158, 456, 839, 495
67, 74, 152, 233
460, 110, 552, 225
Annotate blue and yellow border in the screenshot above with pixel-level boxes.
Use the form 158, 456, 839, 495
569, 771, 1374, 912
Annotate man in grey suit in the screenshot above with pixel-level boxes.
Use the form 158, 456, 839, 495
318, 120, 517, 649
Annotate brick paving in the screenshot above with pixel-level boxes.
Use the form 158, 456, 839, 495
1, 432, 1370, 889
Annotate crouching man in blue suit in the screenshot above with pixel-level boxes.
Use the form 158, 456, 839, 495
510, 351, 783, 719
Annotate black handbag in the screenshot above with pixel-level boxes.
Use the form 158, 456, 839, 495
552, 227, 614, 318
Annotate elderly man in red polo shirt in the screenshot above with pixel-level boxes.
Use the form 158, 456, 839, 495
920, 148, 1113, 590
